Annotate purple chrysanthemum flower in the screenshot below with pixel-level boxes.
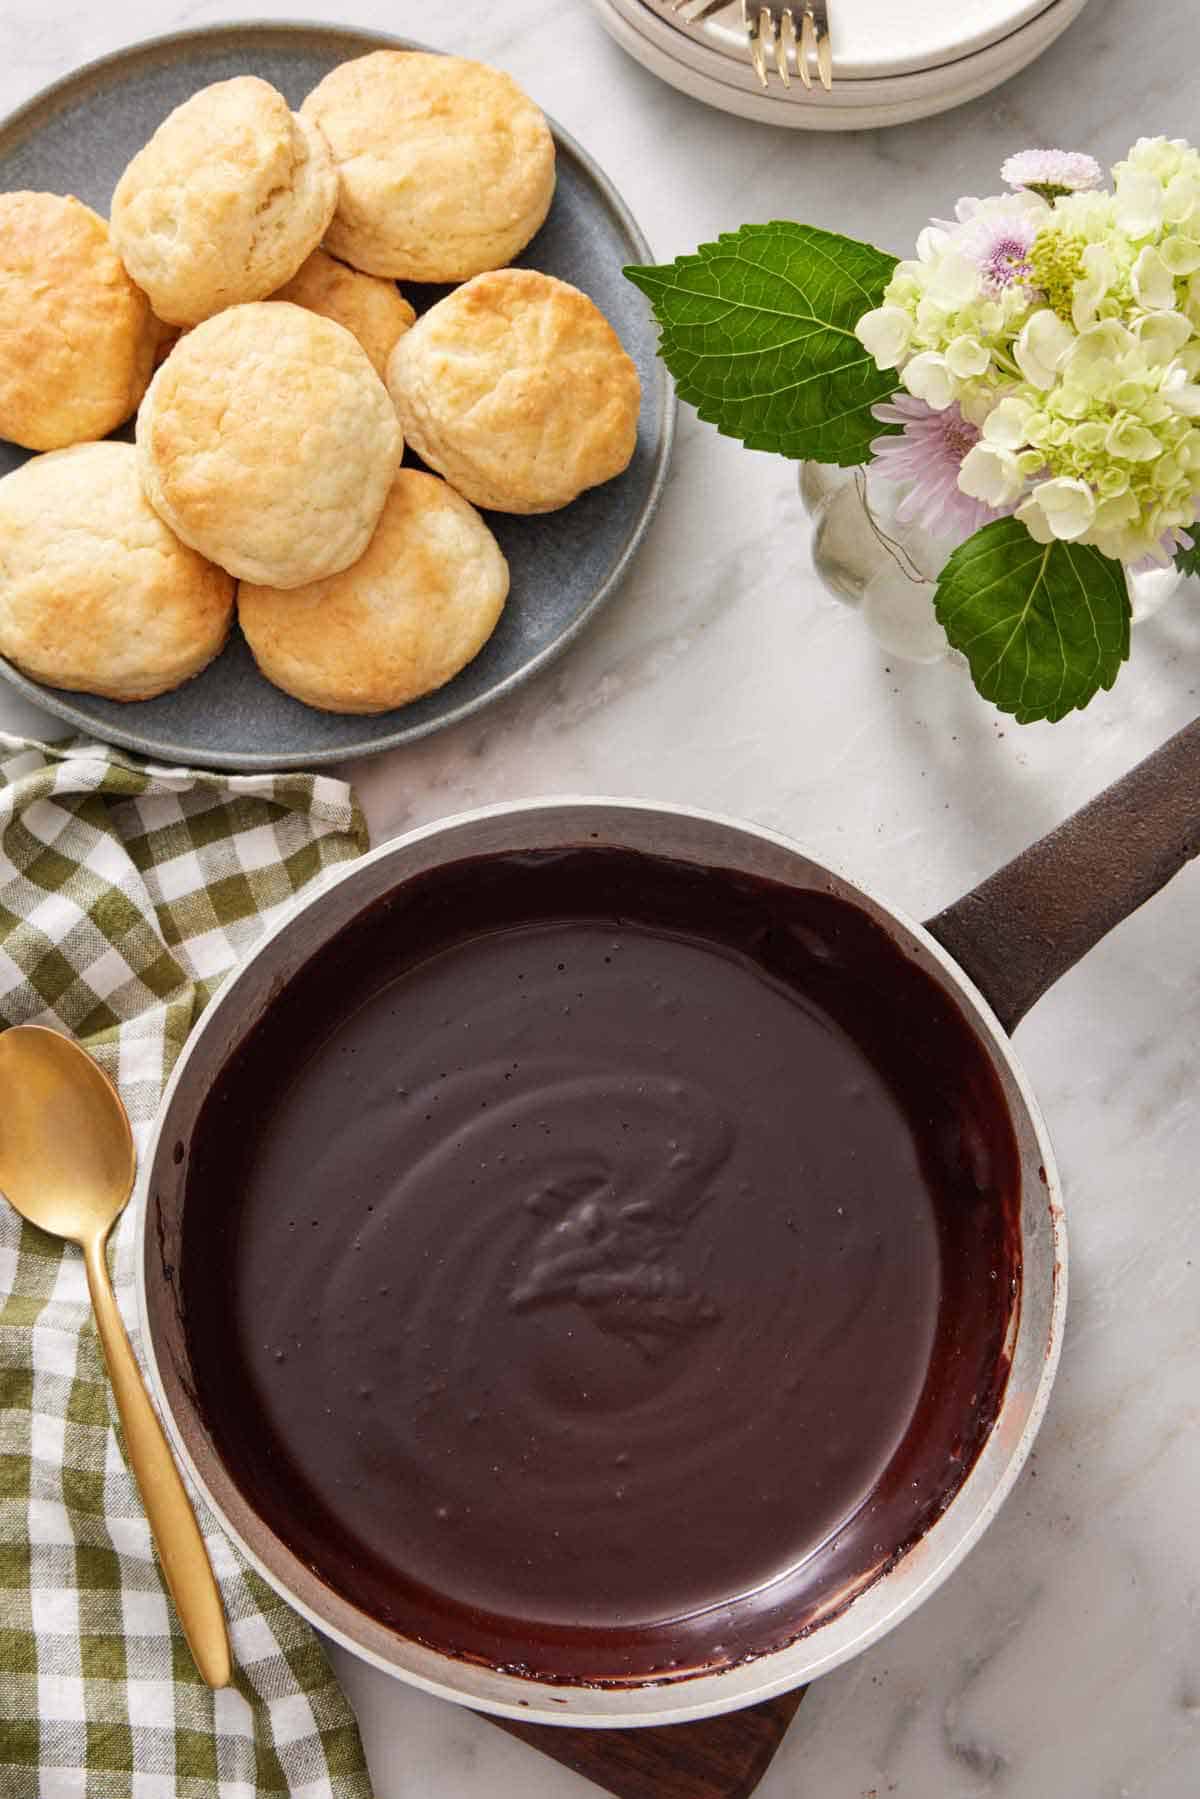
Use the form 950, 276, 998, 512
955, 194, 1045, 292
870, 396, 1008, 543
1001, 150, 1104, 200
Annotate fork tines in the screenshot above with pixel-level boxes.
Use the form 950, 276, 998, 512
743, 3, 833, 91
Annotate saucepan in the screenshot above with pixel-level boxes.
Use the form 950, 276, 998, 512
136, 719, 1200, 1727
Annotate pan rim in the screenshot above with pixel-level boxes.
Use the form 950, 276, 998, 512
135, 796, 1067, 1724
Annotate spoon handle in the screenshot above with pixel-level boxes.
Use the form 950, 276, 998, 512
83, 1231, 232, 1689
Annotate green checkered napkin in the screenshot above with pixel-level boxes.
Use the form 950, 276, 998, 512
0, 733, 375, 1798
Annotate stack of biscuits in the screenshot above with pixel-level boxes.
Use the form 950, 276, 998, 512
0, 53, 642, 714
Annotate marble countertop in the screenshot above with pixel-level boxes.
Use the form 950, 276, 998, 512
2, 0, 1198, 1792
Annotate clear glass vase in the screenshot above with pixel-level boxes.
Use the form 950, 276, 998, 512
799, 462, 1186, 664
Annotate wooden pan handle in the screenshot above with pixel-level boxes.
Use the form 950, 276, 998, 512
926, 717, 1200, 1035
490, 1688, 806, 1799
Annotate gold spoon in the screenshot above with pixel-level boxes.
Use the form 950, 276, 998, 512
0, 1024, 231, 1688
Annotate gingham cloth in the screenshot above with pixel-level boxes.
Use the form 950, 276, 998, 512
0, 734, 375, 1799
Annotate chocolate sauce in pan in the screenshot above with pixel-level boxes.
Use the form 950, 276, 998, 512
183, 848, 1020, 1682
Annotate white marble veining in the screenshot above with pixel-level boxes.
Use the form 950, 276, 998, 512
3, 1, 1199, 1793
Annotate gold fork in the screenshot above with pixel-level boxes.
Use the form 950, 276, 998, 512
742, 1, 834, 90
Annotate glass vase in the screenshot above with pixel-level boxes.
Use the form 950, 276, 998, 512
798, 462, 1185, 664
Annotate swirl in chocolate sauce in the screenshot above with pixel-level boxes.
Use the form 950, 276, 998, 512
182, 848, 1021, 1683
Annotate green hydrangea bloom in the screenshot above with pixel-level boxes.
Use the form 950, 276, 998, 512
852, 139, 1200, 564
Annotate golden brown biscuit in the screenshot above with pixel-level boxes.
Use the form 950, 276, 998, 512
0, 193, 157, 451
301, 52, 555, 282
269, 250, 415, 379
238, 470, 508, 713
386, 269, 640, 513
137, 302, 403, 589
110, 76, 337, 325
0, 442, 233, 700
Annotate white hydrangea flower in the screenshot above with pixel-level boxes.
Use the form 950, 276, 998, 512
955, 316, 1200, 562
945, 334, 992, 378
983, 396, 1039, 448
924, 252, 983, 308
1162, 363, 1200, 415
862, 134, 1200, 564
1118, 137, 1199, 187
855, 305, 913, 369
1015, 311, 1075, 388
1159, 235, 1200, 276
1073, 243, 1122, 329
956, 380, 1007, 428
916, 225, 951, 262
1018, 477, 1096, 541
1114, 138, 1200, 235
1115, 168, 1165, 240
1132, 245, 1179, 310
959, 442, 1027, 506
1132, 311, 1193, 364
1105, 415, 1160, 460
902, 351, 956, 410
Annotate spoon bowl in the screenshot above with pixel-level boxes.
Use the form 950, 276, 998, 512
0, 1025, 135, 1243
0, 1023, 231, 1689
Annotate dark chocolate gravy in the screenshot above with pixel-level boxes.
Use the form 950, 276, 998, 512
183, 848, 1020, 1682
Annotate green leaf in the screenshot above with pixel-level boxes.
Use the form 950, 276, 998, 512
934, 520, 1131, 724
625, 223, 900, 466
1174, 538, 1200, 578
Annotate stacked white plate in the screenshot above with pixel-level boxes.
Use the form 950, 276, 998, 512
590, 0, 1092, 129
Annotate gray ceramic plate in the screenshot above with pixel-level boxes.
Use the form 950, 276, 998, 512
0, 23, 674, 770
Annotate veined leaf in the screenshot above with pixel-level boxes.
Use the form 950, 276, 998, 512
625, 223, 900, 467
934, 521, 1130, 724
